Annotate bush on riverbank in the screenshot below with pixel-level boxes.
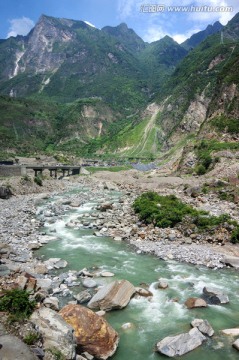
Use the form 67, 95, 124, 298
0, 289, 36, 321
133, 191, 239, 242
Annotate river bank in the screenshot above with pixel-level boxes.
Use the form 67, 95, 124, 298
0, 172, 239, 359
0, 172, 239, 280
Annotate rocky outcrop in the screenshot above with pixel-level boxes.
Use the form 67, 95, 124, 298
88, 279, 135, 311
59, 304, 119, 360
184, 297, 207, 309
30, 307, 76, 360
203, 286, 229, 304
191, 319, 214, 336
156, 327, 206, 357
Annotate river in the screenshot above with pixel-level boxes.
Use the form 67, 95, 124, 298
35, 186, 239, 360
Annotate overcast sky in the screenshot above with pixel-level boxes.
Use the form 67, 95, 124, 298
1, 0, 239, 43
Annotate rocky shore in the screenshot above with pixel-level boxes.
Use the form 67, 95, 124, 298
0, 172, 239, 359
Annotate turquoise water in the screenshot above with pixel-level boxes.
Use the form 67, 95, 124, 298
35, 189, 239, 360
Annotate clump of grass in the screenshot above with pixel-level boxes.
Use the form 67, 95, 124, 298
24, 331, 39, 345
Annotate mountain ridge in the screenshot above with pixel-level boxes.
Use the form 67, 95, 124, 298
0, 13, 238, 162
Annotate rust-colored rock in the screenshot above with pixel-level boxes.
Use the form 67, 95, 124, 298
59, 304, 119, 360
184, 297, 207, 309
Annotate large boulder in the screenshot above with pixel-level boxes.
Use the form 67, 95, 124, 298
184, 297, 207, 309
0, 335, 38, 360
59, 304, 119, 360
30, 307, 76, 360
88, 279, 135, 311
191, 319, 214, 337
156, 327, 206, 357
203, 286, 229, 304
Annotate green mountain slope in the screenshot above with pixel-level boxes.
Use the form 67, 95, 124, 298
0, 95, 119, 158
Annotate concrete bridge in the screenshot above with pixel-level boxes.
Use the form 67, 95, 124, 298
25, 165, 81, 178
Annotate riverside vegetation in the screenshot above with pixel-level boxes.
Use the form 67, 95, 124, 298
133, 191, 239, 242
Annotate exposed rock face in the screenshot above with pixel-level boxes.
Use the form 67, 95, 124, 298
156, 327, 206, 357
0, 335, 38, 360
59, 304, 119, 360
184, 297, 207, 309
203, 286, 229, 304
88, 279, 135, 311
30, 307, 76, 360
191, 319, 214, 337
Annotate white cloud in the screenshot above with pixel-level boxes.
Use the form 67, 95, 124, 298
143, 26, 167, 42
7, 17, 34, 38
143, 25, 202, 43
117, 0, 147, 19
172, 27, 202, 44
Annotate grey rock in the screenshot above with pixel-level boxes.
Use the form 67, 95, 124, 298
203, 286, 229, 304
0, 264, 10, 276
0, 335, 38, 359
82, 279, 97, 288
156, 327, 206, 357
233, 339, 239, 351
43, 296, 59, 311
157, 280, 168, 289
74, 290, 92, 304
191, 319, 214, 336
88, 279, 135, 311
36, 278, 53, 292
222, 256, 239, 269
30, 307, 76, 360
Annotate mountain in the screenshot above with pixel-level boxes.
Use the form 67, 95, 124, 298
182, 21, 223, 50
0, 15, 190, 111
0, 13, 238, 161
0, 15, 148, 112
150, 11, 239, 158
102, 23, 146, 53
138, 36, 188, 94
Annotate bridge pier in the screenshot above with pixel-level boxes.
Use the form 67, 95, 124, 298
25, 165, 81, 178
49, 169, 57, 178
33, 169, 43, 177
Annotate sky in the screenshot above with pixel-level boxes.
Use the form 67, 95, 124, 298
1, 0, 239, 43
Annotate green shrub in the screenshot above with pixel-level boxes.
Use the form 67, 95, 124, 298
231, 226, 239, 244
0, 289, 36, 321
133, 192, 201, 228
201, 154, 212, 169
133, 192, 237, 235
34, 175, 43, 186
195, 164, 206, 175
